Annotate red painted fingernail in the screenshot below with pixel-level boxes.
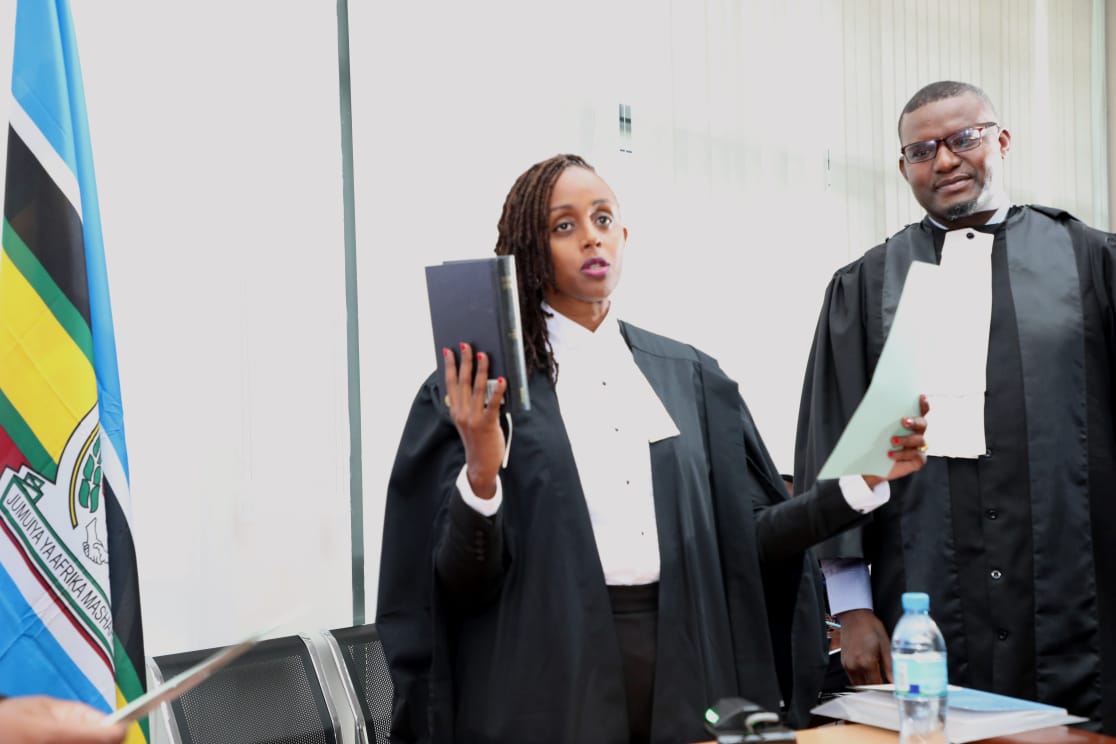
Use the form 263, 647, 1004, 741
887, 451, 895, 458
498, 377, 505, 385
460, 343, 467, 351
477, 352, 485, 361
891, 437, 900, 445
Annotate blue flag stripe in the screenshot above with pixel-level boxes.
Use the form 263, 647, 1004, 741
0, 543, 111, 710
50, 0, 131, 481
11, 0, 77, 176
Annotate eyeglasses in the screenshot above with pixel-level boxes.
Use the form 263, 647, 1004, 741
901, 122, 999, 164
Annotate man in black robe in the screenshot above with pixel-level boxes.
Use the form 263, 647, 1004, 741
795, 80, 1116, 733
378, 321, 916, 744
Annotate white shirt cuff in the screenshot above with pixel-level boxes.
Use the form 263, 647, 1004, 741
821, 558, 873, 614
457, 464, 503, 516
838, 475, 890, 513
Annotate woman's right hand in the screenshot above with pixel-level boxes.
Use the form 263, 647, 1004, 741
444, 343, 507, 499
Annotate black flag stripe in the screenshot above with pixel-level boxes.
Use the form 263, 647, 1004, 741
3, 125, 91, 329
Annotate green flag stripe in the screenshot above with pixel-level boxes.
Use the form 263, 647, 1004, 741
3, 127, 91, 330
0, 387, 57, 481
112, 635, 149, 741
2, 219, 94, 364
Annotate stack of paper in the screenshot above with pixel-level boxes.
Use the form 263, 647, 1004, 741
810, 685, 1088, 743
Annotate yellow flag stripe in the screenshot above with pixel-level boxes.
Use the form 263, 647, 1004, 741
113, 633, 149, 742
0, 250, 96, 462
115, 686, 149, 744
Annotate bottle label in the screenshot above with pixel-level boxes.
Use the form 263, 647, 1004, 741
893, 651, 947, 697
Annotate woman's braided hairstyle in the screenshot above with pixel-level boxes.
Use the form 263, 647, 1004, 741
494, 153, 594, 383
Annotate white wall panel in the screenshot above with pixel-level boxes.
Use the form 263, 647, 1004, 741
833, 0, 1102, 253
75, 0, 352, 655
0, 0, 351, 658
1109, 0, 1116, 228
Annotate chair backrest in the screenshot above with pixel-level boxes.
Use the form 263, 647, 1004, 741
150, 633, 342, 744
322, 624, 393, 744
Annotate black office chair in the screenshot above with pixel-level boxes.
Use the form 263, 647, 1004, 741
321, 624, 393, 744
150, 633, 342, 744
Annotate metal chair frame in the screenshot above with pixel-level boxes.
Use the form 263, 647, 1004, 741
148, 632, 342, 744
321, 629, 373, 744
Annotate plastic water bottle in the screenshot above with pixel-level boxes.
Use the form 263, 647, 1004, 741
891, 592, 948, 744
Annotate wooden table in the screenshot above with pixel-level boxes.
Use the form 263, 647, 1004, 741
790, 723, 1114, 743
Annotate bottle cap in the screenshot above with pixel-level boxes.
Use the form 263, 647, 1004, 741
901, 592, 929, 612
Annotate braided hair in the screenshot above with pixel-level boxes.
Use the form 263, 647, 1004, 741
495, 153, 594, 383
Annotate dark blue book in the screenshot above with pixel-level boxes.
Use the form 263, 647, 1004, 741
424, 256, 530, 413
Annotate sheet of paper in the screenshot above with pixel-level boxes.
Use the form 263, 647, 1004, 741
811, 688, 1087, 744
947, 687, 1064, 713
817, 262, 936, 478
851, 684, 963, 692
818, 229, 997, 478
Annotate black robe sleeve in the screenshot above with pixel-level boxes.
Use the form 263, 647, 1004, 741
793, 258, 879, 560
434, 486, 507, 609
754, 479, 868, 562
718, 356, 868, 561
375, 374, 463, 744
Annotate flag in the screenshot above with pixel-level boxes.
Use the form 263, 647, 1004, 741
0, 0, 147, 740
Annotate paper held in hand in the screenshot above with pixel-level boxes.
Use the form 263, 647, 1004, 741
816, 262, 935, 478
817, 239, 995, 480
810, 685, 1087, 743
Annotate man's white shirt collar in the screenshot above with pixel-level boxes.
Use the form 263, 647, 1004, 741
927, 203, 1010, 231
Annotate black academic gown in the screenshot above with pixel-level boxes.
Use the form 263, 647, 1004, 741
794, 206, 1116, 733
377, 321, 869, 744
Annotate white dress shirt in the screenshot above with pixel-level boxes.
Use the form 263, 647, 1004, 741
459, 303, 678, 585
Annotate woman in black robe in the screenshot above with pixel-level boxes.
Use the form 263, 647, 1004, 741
376, 154, 929, 744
